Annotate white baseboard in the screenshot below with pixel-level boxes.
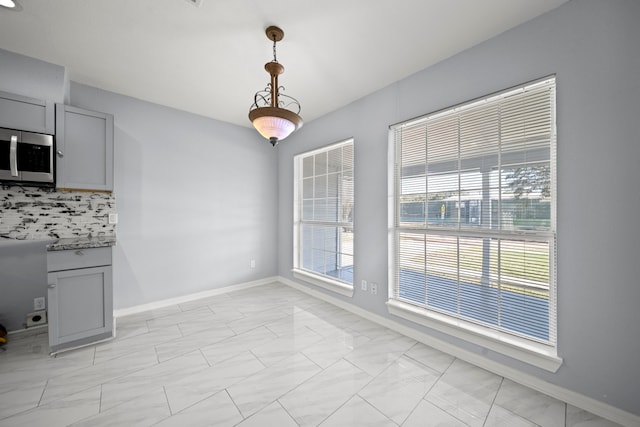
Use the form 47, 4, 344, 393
113, 276, 278, 318
277, 275, 640, 427
7, 324, 48, 337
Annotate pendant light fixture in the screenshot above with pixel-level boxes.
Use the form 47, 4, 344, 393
249, 26, 303, 147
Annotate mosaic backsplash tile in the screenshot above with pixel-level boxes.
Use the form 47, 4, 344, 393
0, 185, 116, 240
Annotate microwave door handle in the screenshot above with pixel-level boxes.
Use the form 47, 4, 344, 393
9, 135, 18, 177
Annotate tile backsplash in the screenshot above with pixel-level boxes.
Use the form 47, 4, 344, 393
0, 185, 116, 240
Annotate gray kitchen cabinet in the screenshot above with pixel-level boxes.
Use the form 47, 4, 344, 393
0, 90, 55, 134
55, 104, 114, 191
47, 246, 113, 354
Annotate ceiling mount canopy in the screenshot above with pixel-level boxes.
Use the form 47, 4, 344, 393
249, 25, 303, 147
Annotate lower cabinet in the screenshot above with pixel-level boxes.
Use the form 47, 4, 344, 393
47, 247, 113, 354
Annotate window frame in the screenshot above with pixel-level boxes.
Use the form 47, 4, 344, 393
387, 77, 561, 371
293, 138, 355, 297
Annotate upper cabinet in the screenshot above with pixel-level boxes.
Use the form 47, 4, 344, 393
56, 104, 114, 192
0, 90, 55, 134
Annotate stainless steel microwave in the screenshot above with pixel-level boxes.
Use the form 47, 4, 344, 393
0, 127, 54, 186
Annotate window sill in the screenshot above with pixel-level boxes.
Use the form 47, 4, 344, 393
292, 269, 354, 297
387, 299, 562, 372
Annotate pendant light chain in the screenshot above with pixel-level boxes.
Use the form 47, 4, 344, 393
272, 36, 278, 63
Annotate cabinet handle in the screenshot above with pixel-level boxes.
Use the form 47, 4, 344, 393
48, 284, 56, 289
10, 135, 18, 177
57, 150, 64, 157
75, 250, 85, 256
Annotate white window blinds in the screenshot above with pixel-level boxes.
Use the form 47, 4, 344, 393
294, 139, 354, 287
390, 78, 556, 347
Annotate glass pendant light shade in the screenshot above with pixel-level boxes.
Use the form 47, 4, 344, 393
249, 106, 303, 146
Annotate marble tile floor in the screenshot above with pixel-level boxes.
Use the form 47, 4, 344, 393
0, 282, 623, 427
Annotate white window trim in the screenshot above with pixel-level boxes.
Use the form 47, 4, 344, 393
386, 77, 560, 371
293, 139, 354, 296
292, 268, 354, 297
386, 299, 561, 372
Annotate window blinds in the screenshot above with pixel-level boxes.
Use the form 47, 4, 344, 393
296, 140, 354, 285
391, 77, 556, 345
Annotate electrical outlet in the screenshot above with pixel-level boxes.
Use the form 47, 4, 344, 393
34, 297, 45, 311
371, 283, 378, 295
26, 310, 47, 327
361, 280, 367, 291
250, 259, 256, 269
108, 213, 118, 224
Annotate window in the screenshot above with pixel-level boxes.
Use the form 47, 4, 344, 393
389, 78, 559, 370
293, 139, 354, 296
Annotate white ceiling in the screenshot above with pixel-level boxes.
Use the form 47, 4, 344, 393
0, 0, 568, 128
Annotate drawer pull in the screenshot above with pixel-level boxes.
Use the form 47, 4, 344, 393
48, 284, 56, 289
75, 250, 85, 256
10, 136, 18, 176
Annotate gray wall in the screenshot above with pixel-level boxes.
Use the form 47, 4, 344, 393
70, 83, 279, 310
0, 240, 48, 331
277, 0, 640, 416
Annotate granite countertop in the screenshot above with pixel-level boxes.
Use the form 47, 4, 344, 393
47, 235, 117, 251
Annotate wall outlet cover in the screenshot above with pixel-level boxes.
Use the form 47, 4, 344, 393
108, 213, 118, 224
26, 310, 47, 327
34, 297, 45, 311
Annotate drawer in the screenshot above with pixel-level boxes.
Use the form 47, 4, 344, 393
47, 246, 112, 272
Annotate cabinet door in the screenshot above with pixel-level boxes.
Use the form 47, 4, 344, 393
0, 90, 54, 134
56, 104, 114, 191
48, 265, 113, 354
